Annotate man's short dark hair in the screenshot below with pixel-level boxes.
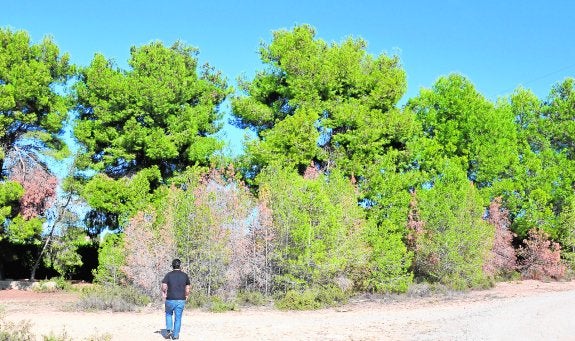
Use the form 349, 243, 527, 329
172, 258, 181, 269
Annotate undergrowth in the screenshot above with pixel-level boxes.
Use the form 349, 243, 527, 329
275, 285, 350, 310
75, 284, 150, 312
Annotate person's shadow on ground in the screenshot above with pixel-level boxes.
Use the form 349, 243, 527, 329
154, 328, 172, 339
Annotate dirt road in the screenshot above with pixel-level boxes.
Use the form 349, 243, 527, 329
1, 280, 574, 340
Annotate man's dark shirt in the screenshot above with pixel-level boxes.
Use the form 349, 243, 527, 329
162, 270, 191, 300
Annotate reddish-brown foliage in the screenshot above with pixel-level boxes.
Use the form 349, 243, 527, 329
483, 197, 517, 277
406, 190, 424, 251
9, 156, 57, 219
303, 161, 320, 180
518, 228, 565, 280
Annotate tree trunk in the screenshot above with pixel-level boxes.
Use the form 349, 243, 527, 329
30, 195, 72, 280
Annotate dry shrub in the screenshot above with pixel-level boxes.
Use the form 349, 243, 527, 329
518, 228, 566, 280
303, 161, 320, 180
406, 189, 424, 251
334, 275, 353, 292
122, 211, 175, 299
8, 154, 57, 219
184, 168, 250, 297
0, 306, 34, 341
242, 189, 275, 295
483, 197, 517, 277
121, 166, 275, 301
190, 167, 271, 298
76, 284, 150, 312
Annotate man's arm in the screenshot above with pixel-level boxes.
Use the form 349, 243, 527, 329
161, 283, 168, 300
185, 285, 190, 300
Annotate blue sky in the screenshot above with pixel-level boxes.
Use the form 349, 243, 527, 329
3, 0, 575, 153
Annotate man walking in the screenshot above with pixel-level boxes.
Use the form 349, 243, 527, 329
162, 258, 190, 340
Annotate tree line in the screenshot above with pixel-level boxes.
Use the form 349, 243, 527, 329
0, 25, 572, 304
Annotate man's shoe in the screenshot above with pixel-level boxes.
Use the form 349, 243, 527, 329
165, 330, 172, 339
171, 336, 179, 340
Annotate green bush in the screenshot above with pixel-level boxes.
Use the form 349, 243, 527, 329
314, 285, 349, 306
32, 277, 72, 293
236, 291, 268, 306
206, 296, 238, 313
54, 277, 72, 291
92, 233, 126, 286
186, 291, 240, 312
413, 162, 494, 290
186, 291, 210, 309
32, 280, 58, 293
562, 252, 575, 279
76, 285, 150, 312
276, 289, 321, 310
258, 167, 369, 292
275, 285, 349, 310
364, 220, 413, 294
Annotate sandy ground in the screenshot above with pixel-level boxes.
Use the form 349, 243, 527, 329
1, 280, 575, 341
